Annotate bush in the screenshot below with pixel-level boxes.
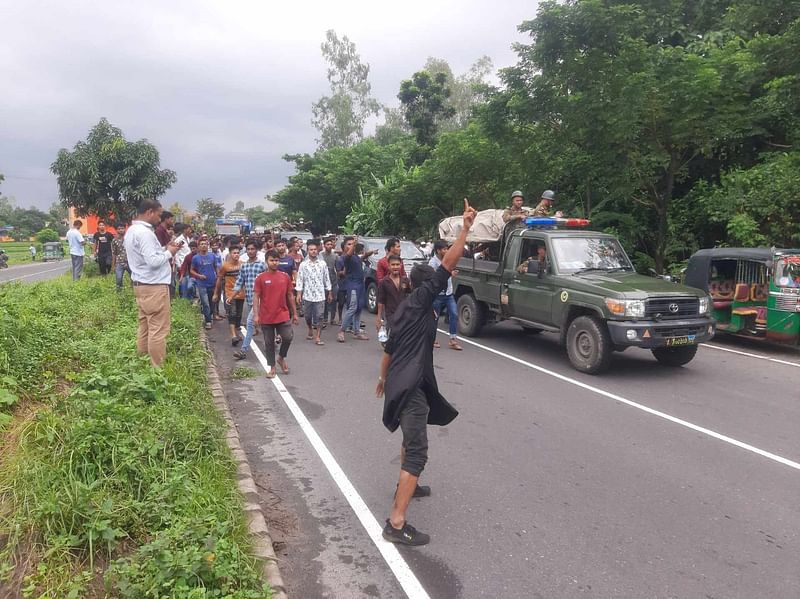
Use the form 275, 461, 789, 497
36, 228, 60, 244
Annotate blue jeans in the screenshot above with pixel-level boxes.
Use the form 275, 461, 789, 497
180, 276, 196, 300
197, 285, 213, 323
115, 263, 130, 290
240, 302, 256, 353
341, 289, 361, 333
433, 294, 458, 337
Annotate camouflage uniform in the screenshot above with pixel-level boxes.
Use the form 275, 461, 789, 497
531, 200, 551, 217
502, 206, 528, 230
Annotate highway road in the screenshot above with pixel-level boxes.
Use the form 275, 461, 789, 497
209, 318, 800, 599
0, 259, 71, 284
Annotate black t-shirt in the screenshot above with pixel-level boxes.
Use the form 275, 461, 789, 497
95, 232, 113, 257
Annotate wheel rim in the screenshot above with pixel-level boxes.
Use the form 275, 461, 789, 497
575, 331, 594, 359
367, 286, 376, 311
461, 304, 472, 326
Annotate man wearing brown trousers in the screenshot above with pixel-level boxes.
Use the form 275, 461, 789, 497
124, 199, 180, 366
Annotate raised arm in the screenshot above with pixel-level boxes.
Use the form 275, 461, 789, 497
441, 198, 477, 272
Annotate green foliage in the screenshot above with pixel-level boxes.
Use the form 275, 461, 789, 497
35, 228, 60, 243
229, 367, 258, 380
50, 118, 177, 224
312, 30, 381, 150
0, 276, 268, 597
398, 70, 455, 147
197, 197, 225, 230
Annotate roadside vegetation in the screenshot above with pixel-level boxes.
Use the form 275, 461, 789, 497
0, 274, 269, 598
0, 241, 64, 266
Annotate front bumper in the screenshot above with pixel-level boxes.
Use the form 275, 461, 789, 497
606, 317, 715, 349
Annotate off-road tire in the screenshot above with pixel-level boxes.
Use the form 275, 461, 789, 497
651, 345, 698, 367
565, 315, 613, 374
366, 281, 378, 314
457, 294, 486, 337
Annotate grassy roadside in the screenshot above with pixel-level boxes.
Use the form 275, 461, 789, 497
0, 241, 65, 266
0, 273, 269, 598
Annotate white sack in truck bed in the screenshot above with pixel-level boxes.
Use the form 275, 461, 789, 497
439, 208, 528, 243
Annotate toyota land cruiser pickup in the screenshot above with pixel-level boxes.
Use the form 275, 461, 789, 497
452, 227, 715, 374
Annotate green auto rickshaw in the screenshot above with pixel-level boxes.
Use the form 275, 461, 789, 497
684, 247, 800, 347
41, 241, 65, 262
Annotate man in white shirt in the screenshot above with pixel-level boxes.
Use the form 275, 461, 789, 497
296, 239, 333, 344
125, 199, 180, 367
66, 219, 86, 281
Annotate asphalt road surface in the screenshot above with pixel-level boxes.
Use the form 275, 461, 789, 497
0, 259, 71, 284
209, 316, 800, 599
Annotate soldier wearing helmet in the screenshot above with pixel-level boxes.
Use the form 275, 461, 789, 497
531, 190, 563, 218
502, 190, 528, 229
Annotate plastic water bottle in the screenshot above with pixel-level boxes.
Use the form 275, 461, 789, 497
378, 325, 388, 343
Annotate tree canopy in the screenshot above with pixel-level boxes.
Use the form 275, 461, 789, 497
51, 118, 176, 224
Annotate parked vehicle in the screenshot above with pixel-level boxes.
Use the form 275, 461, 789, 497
359, 238, 427, 313
446, 213, 715, 374
215, 217, 252, 237
41, 242, 65, 262
684, 247, 800, 347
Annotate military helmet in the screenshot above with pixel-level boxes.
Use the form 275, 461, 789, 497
541, 189, 555, 201
511, 190, 524, 200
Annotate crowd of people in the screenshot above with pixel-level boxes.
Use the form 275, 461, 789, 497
67, 197, 481, 548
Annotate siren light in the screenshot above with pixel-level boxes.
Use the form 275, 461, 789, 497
524, 217, 590, 227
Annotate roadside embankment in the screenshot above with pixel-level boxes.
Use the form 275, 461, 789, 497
0, 274, 270, 598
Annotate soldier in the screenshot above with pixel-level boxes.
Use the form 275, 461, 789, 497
531, 189, 563, 217
501, 190, 528, 228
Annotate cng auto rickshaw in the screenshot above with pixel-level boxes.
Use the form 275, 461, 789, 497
41, 241, 65, 262
684, 247, 800, 347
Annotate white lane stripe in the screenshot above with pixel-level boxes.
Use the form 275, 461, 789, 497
1, 264, 69, 283
701, 342, 800, 368
440, 329, 800, 472
244, 328, 430, 599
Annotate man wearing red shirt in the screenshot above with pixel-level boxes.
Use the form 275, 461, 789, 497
376, 237, 407, 283
253, 249, 299, 379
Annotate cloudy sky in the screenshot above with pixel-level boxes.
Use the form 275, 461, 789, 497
1, 0, 538, 213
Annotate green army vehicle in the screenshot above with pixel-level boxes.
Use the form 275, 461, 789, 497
446, 216, 715, 374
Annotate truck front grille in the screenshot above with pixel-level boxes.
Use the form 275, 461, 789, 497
645, 298, 699, 319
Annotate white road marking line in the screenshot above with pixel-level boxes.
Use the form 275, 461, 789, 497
1, 264, 69, 283
701, 342, 800, 368
244, 328, 430, 599
440, 329, 800, 472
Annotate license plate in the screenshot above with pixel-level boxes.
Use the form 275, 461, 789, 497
665, 335, 696, 347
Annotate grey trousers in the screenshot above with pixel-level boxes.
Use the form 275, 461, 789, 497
71, 254, 84, 281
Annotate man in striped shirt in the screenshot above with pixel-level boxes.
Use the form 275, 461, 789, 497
231, 240, 266, 360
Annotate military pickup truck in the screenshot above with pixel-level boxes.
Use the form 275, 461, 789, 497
451, 223, 716, 374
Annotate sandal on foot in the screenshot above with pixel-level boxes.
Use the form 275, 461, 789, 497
337, 332, 345, 343
433, 340, 441, 348
277, 358, 290, 374
266, 369, 276, 379
315, 339, 325, 346
449, 340, 462, 351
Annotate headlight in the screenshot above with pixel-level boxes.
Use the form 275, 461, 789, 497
605, 299, 646, 318
698, 296, 710, 314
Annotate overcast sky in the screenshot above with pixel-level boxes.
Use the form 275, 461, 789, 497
0, 0, 537, 213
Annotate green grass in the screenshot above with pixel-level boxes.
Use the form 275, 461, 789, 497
0, 274, 270, 598
229, 367, 259, 380
0, 241, 66, 266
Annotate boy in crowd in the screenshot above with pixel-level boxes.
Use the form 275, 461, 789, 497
296, 239, 333, 345
321, 236, 339, 326
232, 241, 267, 360
179, 240, 198, 299
376, 237, 407, 283
376, 254, 411, 335
429, 240, 462, 350
213, 245, 246, 346
253, 250, 298, 378
337, 236, 370, 342
94, 221, 114, 276
190, 239, 218, 329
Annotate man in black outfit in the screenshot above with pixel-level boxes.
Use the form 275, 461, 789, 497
376, 198, 477, 546
94, 221, 114, 276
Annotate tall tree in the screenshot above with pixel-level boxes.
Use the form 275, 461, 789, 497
233, 200, 246, 213
423, 56, 494, 131
166, 201, 186, 223
311, 30, 381, 150
196, 197, 224, 228
398, 70, 456, 147
50, 118, 176, 224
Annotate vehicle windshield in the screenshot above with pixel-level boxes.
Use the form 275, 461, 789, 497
774, 256, 800, 288
551, 237, 633, 274
400, 241, 424, 260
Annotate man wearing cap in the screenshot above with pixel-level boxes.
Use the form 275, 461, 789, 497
531, 190, 563, 218
502, 190, 528, 228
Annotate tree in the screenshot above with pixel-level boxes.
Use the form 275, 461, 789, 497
36, 228, 60, 243
47, 202, 68, 235
196, 197, 224, 228
50, 118, 177, 224
10, 208, 49, 239
398, 70, 456, 147
423, 56, 494, 131
167, 201, 187, 223
233, 200, 245, 213
311, 30, 381, 150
